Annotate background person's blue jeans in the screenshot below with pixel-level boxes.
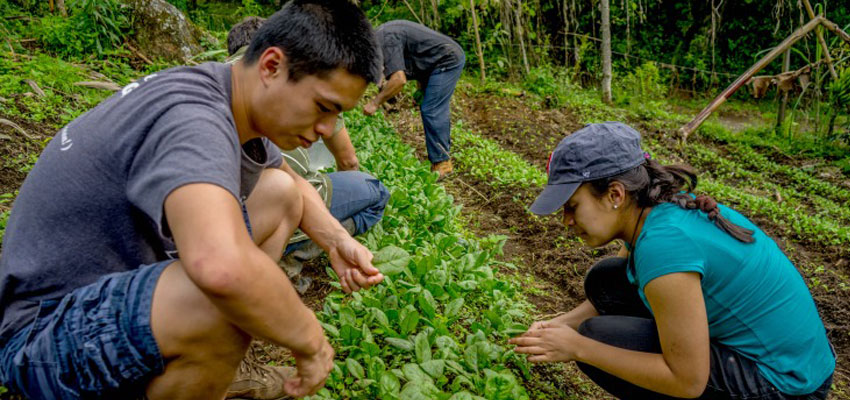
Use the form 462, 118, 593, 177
578, 257, 833, 400
284, 171, 389, 255
421, 54, 465, 164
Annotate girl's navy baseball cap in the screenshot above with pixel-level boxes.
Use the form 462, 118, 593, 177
530, 122, 646, 215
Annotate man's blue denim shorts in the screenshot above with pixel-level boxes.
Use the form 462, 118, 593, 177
0, 260, 172, 399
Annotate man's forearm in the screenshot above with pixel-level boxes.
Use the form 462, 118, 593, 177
197, 247, 325, 356
282, 164, 349, 250
325, 127, 359, 171
369, 71, 406, 108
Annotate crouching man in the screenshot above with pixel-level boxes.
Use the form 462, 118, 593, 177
227, 16, 391, 291
0, 1, 383, 399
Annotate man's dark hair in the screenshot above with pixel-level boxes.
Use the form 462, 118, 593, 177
228, 16, 267, 56
244, 0, 382, 84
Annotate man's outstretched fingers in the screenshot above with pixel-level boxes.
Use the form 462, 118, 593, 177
354, 248, 379, 276
509, 336, 542, 347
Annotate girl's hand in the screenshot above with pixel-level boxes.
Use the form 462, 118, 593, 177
509, 322, 585, 363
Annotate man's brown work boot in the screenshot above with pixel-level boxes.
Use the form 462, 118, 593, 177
225, 358, 296, 400
431, 159, 453, 181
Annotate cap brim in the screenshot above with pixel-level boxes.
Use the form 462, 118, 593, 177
529, 182, 581, 215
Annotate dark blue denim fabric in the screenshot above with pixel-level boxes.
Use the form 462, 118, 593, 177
0, 261, 171, 399
577, 257, 833, 400
284, 171, 390, 255
420, 54, 465, 163
327, 171, 390, 235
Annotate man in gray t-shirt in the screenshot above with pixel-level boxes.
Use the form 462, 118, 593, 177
364, 20, 465, 180
0, 1, 383, 399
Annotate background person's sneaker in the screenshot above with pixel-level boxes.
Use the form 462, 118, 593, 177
431, 159, 453, 180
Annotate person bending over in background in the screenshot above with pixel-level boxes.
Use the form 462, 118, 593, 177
363, 19, 465, 180
511, 122, 834, 399
0, 1, 383, 399
227, 16, 390, 293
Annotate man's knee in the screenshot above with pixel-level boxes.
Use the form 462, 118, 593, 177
253, 169, 302, 216
370, 179, 390, 211
247, 169, 304, 244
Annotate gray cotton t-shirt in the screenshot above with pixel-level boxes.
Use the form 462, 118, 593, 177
0, 62, 281, 340
377, 20, 464, 83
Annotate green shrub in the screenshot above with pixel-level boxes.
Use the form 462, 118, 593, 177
38, 0, 132, 58
616, 61, 667, 105
520, 65, 574, 108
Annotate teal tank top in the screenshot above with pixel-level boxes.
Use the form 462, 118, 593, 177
627, 203, 834, 395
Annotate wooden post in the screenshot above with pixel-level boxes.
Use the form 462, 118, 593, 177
600, 0, 612, 104
820, 18, 850, 45
776, 48, 791, 131
562, 0, 569, 66
802, 1, 837, 79
515, 0, 530, 75
678, 16, 824, 142
56, 0, 66, 17
470, 0, 486, 83
401, 0, 425, 25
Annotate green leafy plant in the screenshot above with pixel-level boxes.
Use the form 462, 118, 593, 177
0, 192, 17, 244
304, 110, 533, 400
827, 67, 850, 140
39, 0, 132, 57
452, 123, 547, 190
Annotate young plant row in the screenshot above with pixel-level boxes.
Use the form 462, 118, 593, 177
685, 144, 850, 226
645, 141, 850, 247
305, 110, 534, 400
724, 142, 850, 206
451, 124, 548, 190
697, 122, 850, 204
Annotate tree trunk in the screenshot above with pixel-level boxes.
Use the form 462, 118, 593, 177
56, 0, 67, 17
430, 0, 440, 29
562, 0, 569, 66
600, 0, 612, 105
515, 0, 530, 75
470, 0, 486, 82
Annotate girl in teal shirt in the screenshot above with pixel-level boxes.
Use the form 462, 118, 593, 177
511, 122, 834, 399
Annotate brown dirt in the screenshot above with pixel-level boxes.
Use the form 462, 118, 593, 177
386, 88, 850, 399
0, 114, 51, 195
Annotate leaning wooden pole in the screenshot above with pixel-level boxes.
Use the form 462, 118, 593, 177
802, 1, 837, 79
820, 18, 850, 45
678, 16, 824, 142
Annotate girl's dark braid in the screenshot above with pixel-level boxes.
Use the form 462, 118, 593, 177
645, 160, 755, 243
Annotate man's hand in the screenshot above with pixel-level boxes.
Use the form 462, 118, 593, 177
328, 237, 384, 293
284, 336, 335, 397
509, 322, 585, 363
336, 156, 360, 171
363, 101, 378, 116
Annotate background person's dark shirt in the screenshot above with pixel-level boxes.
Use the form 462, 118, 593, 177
377, 20, 464, 83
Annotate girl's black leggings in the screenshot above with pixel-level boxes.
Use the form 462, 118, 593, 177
577, 257, 832, 400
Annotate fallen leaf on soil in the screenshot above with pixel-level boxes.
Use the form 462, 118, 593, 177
23, 79, 45, 97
